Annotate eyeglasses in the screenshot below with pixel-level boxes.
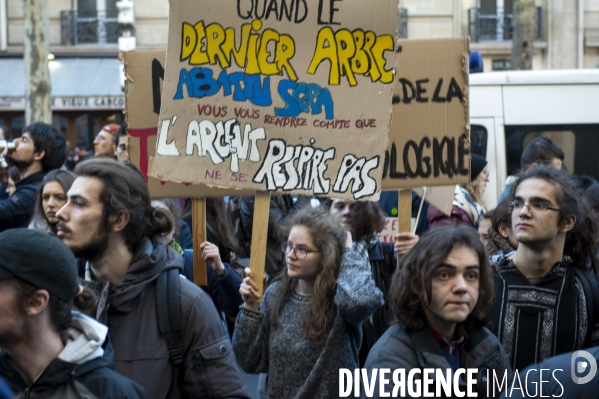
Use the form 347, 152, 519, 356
508, 201, 560, 214
281, 241, 320, 260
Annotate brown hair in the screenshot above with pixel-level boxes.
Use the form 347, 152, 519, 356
322, 199, 386, 241
75, 158, 173, 252
462, 179, 485, 209
181, 197, 242, 262
513, 167, 599, 275
152, 198, 182, 237
8, 278, 96, 344
30, 169, 76, 234
7, 165, 19, 183
206, 197, 241, 262
267, 206, 346, 345
388, 225, 494, 331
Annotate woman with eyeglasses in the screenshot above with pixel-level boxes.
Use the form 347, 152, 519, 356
233, 206, 383, 399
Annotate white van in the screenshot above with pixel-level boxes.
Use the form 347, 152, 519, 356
469, 69, 599, 208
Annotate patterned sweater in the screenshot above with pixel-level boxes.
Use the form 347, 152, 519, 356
232, 250, 384, 399
489, 254, 599, 371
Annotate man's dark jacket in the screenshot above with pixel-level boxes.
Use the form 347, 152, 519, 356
0, 171, 44, 231
79, 236, 249, 399
500, 346, 599, 398
363, 324, 512, 398
0, 336, 146, 398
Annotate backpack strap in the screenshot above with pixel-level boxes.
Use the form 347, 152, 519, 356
156, 268, 183, 398
572, 267, 599, 346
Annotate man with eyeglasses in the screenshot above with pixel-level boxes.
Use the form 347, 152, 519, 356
115, 125, 129, 164
488, 166, 599, 372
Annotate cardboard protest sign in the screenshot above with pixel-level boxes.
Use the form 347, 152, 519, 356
413, 185, 456, 217
122, 49, 253, 197
382, 38, 471, 189
148, 0, 399, 200
377, 217, 416, 243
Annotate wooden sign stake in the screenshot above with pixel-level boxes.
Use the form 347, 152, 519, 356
397, 189, 412, 268
250, 191, 271, 301
192, 198, 208, 286
413, 187, 427, 235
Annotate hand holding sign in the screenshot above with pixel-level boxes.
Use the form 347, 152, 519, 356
394, 232, 419, 255
240, 268, 267, 311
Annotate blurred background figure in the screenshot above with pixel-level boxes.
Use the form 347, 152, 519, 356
497, 137, 564, 204
485, 196, 518, 259
478, 211, 492, 247
182, 197, 246, 264
30, 169, 76, 234
0, 125, 9, 200
4, 166, 19, 197
116, 125, 129, 164
205, 197, 244, 266
585, 183, 599, 219
428, 153, 489, 229
93, 123, 120, 158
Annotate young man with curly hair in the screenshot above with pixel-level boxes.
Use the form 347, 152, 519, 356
363, 226, 510, 398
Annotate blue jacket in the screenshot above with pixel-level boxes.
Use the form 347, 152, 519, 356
0, 171, 45, 232
182, 249, 243, 318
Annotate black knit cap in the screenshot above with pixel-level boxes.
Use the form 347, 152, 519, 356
0, 228, 78, 302
470, 154, 488, 182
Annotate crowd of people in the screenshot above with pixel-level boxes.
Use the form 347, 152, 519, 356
0, 122, 598, 398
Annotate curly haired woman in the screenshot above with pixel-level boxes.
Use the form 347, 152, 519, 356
233, 207, 383, 399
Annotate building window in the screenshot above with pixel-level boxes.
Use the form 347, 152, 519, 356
61, 0, 119, 45
468, 7, 542, 42
399, 8, 408, 39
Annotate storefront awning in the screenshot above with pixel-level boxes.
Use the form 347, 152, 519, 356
0, 57, 124, 111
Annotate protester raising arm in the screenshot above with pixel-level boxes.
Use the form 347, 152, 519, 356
233, 207, 383, 399
199, 241, 244, 319
335, 232, 385, 325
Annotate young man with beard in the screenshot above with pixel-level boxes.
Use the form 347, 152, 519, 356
0, 228, 146, 398
0, 123, 67, 231
55, 158, 249, 399
489, 167, 599, 371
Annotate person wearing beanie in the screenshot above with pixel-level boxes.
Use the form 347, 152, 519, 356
470, 153, 488, 182
0, 228, 146, 398
93, 123, 120, 158
427, 153, 490, 229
